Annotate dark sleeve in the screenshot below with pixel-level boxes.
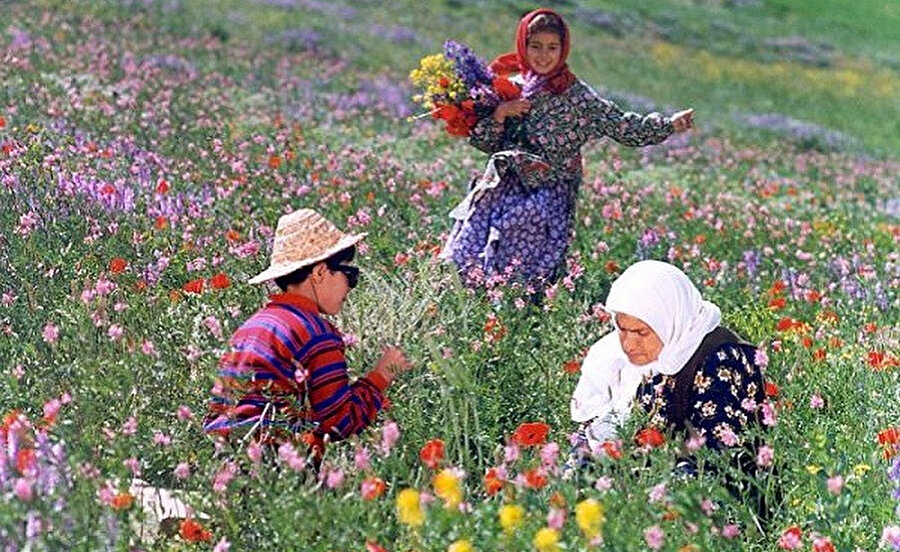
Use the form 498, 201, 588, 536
688, 344, 764, 451
576, 83, 674, 147
468, 115, 507, 153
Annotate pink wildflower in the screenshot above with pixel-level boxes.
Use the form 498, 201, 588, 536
644, 525, 664, 550
174, 462, 191, 480
42, 322, 59, 345
757, 445, 774, 468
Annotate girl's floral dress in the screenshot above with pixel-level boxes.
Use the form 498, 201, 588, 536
635, 342, 766, 450
440, 79, 674, 286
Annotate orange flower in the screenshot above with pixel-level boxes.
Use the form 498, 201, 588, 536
767, 297, 786, 310
419, 438, 445, 469
438, 76, 450, 88
483, 467, 504, 496
108, 257, 127, 274
635, 427, 665, 448
563, 360, 580, 374
524, 467, 548, 489
767, 280, 786, 297
601, 440, 622, 460
365, 542, 389, 552
765, 382, 780, 398
179, 518, 212, 542
878, 427, 900, 446
812, 348, 826, 362
110, 492, 134, 511
604, 260, 620, 274
511, 422, 550, 447
182, 278, 205, 294
210, 273, 231, 290
361, 476, 386, 501
268, 155, 282, 169
0, 115, 5, 129
16, 448, 36, 475
225, 229, 241, 242
155, 215, 168, 230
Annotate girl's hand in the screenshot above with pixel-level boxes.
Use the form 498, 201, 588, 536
373, 346, 411, 383
671, 108, 694, 132
493, 99, 531, 123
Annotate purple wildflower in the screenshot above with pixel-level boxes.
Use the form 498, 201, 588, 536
443, 40, 492, 89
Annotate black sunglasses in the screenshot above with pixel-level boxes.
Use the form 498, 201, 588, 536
332, 265, 360, 289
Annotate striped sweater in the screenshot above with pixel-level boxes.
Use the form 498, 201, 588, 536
204, 293, 388, 443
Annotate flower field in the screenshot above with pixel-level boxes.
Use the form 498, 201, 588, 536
1, 1, 898, 550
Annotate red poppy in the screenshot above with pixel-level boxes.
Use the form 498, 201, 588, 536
419, 438, 445, 469
483, 467, 504, 496
777, 525, 802, 550
179, 518, 212, 542
108, 257, 127, 274
110, 492, 134, 511
812, 348, 826, 362
0, 116, 5, 129
16, 448, 36, 474
438, 77, 450, 88
812, 537, 835, 552
878, 427, 900, 446
767, 280, 786, 297
210, 273, 231, 290
511, 422, 550, 447
155, 216, 168, 230
365, 542, 389, 552
182, 278, 205, 294
767, 297, 786, 310
563, 360, 580, 374
268, 155, 282, 169
601, 440, 622, 460
635, 427, 666, 448
801, 336, 813, 349
524, 467, 547, 489
156, 179, 169, 194
492, 75, 521, 101
765, 382, 780, 398
804, 290, 821, 303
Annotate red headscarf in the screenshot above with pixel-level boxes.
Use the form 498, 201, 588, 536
489, 8, 576, 95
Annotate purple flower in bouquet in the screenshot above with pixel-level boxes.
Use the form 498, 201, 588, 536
521, 72, 547, 98
443, 40, 493, 90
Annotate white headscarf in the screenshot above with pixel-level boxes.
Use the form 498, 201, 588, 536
570, 261, 721, 444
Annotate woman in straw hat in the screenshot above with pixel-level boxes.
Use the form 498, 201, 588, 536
205, 209, 410, 457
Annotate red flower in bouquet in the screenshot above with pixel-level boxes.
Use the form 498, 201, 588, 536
511, 422, 550, 447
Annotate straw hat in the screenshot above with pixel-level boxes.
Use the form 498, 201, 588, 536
248, 209, 366, 284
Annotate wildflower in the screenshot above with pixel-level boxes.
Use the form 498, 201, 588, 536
179, 518, 212, 542
498, 504, 525, 533
546, 506, 565, 530
826, 475, 843, 495
504, 443, 520, 463
512, 422, 550, 447
533, 527, 560, 552
757, 445, 774, 468
420, 438, 445, 469
324, 467, 345, 489
182, 278, 205, 294
365, 542, 389, 552
396, 488, 424, 527
13, 478, 33, 502
594, 476, 613, 492
210, 273, 231, 289
109, 257, 127, 274
174, 462, 191, 480
636, 427, 666, 448
882, 526, 900, 550
42, 322, 59, 345
812, 536, 835, 552
213, 537, 231, 552
354, 446, 371, 470
722, 524, 740, 538
432, 468, 463, 509
176, 405, 194, 420
644, 525, 665, 550
540, 442, 560, 468
483, 467, 505, 496
448, 539, 474, 552
110, 492, 134, 511
648, 482, 667, 503
600, 440, 623, 459
247, 441, 262, 463
361, 477, 386, 501
380, 421, 400, 455
524, 467, 548, 490
575, 498, 605, 539
778, 526, 803, 550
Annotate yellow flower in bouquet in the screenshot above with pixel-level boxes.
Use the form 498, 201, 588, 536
409, 54, 466, 110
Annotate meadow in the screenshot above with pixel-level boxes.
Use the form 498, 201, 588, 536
0, 0, 898, 550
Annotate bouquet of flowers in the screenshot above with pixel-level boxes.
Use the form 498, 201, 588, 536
409, 40, 538, 137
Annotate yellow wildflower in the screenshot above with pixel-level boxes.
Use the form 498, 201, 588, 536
574, 498, 605, 539
853, 463, 871, 476
396, 488, 424, 527
448, 539, 474, 552
806, 464, 821, 475
498, 504, 525, 534
433, 468, 463, 509
532, 527, 560, 552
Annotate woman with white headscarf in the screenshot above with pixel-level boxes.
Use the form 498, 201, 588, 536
570, 260, 766, 455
